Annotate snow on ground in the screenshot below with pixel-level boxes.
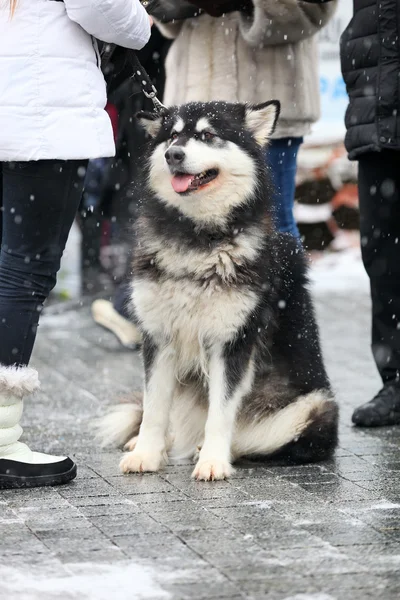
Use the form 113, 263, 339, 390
0, 563, 170, 600
309, 247, 369, 295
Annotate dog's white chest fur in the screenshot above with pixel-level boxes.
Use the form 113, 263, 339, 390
133, 275, 257, 374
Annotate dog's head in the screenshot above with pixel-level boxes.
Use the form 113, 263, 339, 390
137, 101, 280, 225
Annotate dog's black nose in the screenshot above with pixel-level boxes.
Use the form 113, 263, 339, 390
165, 147, 185, 166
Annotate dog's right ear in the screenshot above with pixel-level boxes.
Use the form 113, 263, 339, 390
245, 101, 281, 146
136, 111, 163, 138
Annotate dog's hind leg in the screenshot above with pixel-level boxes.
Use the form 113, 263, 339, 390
192, 342, 255, 481
120, 339, 176, 474
232, 389, 338, 463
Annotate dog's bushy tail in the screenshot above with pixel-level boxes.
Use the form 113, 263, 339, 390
233, 390, 338, 463
94, 393, 143, 448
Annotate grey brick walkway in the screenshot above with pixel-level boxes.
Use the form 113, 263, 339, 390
1, 277, 400, 600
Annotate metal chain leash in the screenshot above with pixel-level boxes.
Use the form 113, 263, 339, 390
128, 49, 166, 114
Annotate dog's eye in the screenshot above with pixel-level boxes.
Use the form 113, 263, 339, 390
170, 132, 179, 141
202, 132, 215, 141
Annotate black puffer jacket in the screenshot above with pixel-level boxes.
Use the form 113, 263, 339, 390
340, 0, 400, 159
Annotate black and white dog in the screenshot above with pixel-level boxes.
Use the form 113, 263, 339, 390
99, 100, 339, 481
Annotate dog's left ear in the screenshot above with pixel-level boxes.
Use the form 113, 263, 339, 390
245, 101, 281, 146
136, 111, 164, 138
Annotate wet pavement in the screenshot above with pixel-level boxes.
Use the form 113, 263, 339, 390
1, 272, 400, 600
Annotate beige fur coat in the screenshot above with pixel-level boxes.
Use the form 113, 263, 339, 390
157, 0, 337, 139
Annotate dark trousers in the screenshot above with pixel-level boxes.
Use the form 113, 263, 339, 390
0, 160, 87, 367
358, 151, 400, 383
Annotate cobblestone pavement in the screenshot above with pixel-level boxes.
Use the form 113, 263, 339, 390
1, 280, 400, 600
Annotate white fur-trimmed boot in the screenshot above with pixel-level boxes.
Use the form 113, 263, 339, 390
0, 365, 77, 489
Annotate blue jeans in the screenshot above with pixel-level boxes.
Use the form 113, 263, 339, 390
266, 138, 302, 238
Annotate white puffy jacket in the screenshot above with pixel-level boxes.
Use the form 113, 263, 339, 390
0, 0, 151, 161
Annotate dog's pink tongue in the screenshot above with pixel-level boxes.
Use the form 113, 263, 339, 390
171, 174, 193, 193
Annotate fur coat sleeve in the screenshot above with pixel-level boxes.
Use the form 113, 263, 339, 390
157, 0, 337, 44
239, 0, 337, 47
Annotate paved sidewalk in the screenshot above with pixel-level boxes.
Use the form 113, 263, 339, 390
1, 265, 400, 600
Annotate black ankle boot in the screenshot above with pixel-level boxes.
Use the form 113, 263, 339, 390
352, 382, 400, 427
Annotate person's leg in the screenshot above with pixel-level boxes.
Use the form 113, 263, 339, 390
266, 138, 302, 238
0, 159, 86, 488
352, 150, 400, 426
0, 160, 87, 366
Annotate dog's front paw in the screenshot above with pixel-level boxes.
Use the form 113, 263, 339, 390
192, 459, 233, 481
119, 450, 164, 474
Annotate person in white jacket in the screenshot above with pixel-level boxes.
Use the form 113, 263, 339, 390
0, 0, 151, 489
